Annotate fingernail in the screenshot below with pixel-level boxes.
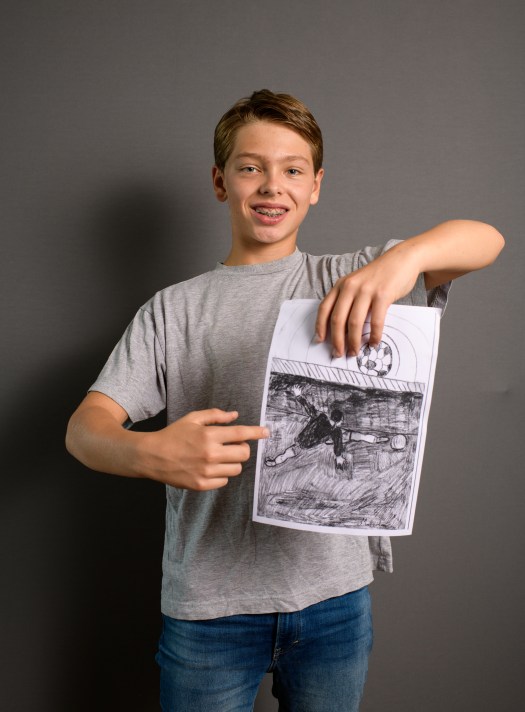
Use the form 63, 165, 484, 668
332, 349, 341, 358
262, 427, 270, 437
314, 333, 323, 343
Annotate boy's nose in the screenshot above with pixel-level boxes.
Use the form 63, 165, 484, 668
259, 171, 282, 195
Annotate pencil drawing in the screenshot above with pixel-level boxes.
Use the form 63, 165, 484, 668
357, 340, 393, 377
254, 300, 441, 535
265, 384, 389, 472
257, 359, 424, 531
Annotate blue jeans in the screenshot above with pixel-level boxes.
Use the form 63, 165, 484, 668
156, 586, 373, 711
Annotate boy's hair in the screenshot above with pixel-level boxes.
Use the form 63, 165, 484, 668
214, 89, 323, 175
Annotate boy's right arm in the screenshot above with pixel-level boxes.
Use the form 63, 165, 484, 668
65, 392, 269, 491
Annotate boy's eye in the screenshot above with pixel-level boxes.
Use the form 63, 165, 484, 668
287, 168, 301, 176
241, 166, 258, 173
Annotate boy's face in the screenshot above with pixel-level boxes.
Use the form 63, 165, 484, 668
212, 121, 323, 256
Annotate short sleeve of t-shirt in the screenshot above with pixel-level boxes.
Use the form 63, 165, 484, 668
315, 240, 450, 313
89, 305, 167, 423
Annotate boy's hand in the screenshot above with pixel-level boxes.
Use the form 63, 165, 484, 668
315, 245, 421, 358
139, 409, 269, 491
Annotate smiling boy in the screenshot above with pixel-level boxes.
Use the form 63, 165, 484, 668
66, 90, 504, 711
212, 119, 323, 265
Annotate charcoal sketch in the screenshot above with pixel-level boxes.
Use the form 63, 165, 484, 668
253, 300, 441, 536
264, 383, 389, 473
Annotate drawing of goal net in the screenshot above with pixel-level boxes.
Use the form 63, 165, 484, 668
270, 357, 425, 394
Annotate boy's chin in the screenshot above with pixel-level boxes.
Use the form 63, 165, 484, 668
249, 231, 298, 247
250, 239, 297, 258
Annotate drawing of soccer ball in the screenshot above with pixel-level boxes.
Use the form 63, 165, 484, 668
357, 341, 393, 377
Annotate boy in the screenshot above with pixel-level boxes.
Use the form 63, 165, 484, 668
66, 90, 504, 711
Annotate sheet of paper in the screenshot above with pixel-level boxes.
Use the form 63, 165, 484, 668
253, 300, 441, 536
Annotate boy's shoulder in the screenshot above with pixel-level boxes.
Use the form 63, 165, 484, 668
144, 266, 219, 311
301, 241, 399, 283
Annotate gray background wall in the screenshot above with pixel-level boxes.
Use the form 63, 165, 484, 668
1, 1, 523, 710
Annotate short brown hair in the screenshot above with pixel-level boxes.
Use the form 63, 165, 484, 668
214, 89, 323, 174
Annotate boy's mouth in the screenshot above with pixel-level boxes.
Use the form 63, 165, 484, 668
254, 207, 288, 217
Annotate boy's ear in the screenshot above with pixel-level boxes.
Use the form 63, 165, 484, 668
212, 166, 228, 203
309, 168, 324, 206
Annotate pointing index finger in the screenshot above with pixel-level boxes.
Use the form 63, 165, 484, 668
215, 424, 270, 444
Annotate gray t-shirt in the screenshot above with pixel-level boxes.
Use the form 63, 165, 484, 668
90, 244, 448, 620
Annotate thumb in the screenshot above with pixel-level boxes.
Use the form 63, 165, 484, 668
187, 408, 239, 427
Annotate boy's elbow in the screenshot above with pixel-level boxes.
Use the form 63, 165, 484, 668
475, 221, 505, 253
493, 225, 505, 254
452, 219, 505, 267
65, 414, 80, 459
65, 409, 90, 462
483, 220, 504, 242
486, 225, 505, 264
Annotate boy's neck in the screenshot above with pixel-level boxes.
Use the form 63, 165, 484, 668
223, 239, 298, 266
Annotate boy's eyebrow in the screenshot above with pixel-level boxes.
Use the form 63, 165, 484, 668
234, 152, 310, 164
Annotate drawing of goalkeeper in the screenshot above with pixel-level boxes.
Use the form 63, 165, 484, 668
265, 384, 388, 472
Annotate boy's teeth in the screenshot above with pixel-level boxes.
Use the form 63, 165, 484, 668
255, 207, 286, 216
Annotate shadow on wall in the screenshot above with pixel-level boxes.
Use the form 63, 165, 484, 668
82, 180, 201, 315
0, 183, 207, 711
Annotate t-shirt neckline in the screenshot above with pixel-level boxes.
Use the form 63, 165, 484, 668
214, 248, 303, 275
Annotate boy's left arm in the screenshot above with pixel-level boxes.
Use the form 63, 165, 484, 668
315, 219, 505, 358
